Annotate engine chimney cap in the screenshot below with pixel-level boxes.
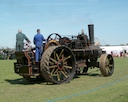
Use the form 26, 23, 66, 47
88, 24, 94, 26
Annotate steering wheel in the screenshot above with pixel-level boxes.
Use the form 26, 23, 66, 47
44, 33, 61, 51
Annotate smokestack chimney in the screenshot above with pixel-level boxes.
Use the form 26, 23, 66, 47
88, 24, 94, 44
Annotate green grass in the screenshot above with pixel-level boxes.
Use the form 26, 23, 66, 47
0, 58, 128, 102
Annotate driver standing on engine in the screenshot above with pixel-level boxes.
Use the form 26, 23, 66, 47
16, 29, 30, 52
33, 29, 45, 62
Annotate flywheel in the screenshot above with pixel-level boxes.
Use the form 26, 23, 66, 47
40, 46, 76, 84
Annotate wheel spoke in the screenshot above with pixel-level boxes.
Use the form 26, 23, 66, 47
50, 58, 57, 64
59, 49, 64, 57
63, 68, 67, 74
106, 67, 111, 74
62, 54, 65, 64
64, 62, 67, 65
53, 69, 58, 74
63, 56, 71, 62
63, 65, 72, 69
61, 71, 68, 78
105, 64, 108, 67
49, 65, 57, 69
109, 64, 113, 67
106, 58, 113, 67
49, 61, 54, 65
56, 53, 60, 61
51, 68, 56, 75
54, 51, 56, 60
108, 58, 112, 62
62, 54, 64, 60
57, 72, 60, 81
55, 34, 57, 40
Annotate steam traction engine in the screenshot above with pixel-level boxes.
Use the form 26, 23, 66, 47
14, 24, 114, 84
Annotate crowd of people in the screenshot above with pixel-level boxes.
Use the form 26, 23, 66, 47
101, 46, 128, 58
0, 50, 8, 60
16, 29, 45, 62
0, 49, 15, 60
110, 50, 128, 57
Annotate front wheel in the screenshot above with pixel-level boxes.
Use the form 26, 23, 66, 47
99, 54, 114, 76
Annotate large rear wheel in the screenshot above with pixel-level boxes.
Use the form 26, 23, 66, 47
40, 46, 76, 84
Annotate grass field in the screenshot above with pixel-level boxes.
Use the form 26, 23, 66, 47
0, 57, 128, 102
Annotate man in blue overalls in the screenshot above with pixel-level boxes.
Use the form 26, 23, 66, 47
33, 29, 45, 62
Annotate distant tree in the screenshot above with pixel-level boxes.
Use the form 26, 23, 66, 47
120, 44, 125, 46
105, 44, 110, 46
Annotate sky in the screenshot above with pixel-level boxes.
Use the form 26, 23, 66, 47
0, 0, 128, 48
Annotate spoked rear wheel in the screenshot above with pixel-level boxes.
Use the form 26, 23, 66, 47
99, 54, 114, 76
40, 46, 76, 84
